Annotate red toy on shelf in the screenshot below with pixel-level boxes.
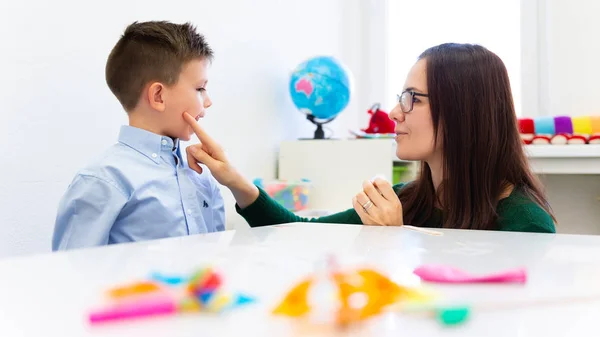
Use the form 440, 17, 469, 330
362, 103, 395, 134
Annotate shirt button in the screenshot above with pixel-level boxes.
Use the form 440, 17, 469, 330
151, 153, 158, 158
187, 209, 192, 215
161, 139, 168, 146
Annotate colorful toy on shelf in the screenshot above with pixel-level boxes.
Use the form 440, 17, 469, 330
273, 256, 434, 328
362, 103, 396, 135
254, 178, 311, 212
88, 267, 255, 324
518, 115, 600, 145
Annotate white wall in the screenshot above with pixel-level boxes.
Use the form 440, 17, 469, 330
524, 0, 600, 117
385, 0, 522, 114
542, 0, 600, 117
0, 0, 368, 258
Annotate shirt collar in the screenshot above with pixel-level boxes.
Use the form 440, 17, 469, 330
118, 126, 180, 164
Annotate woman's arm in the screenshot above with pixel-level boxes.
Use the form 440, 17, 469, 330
236, 185, 362, 227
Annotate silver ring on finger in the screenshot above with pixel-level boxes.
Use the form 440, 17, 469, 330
362, 200, 373, 212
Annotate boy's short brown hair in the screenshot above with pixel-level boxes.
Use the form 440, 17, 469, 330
106, 21, 213, 111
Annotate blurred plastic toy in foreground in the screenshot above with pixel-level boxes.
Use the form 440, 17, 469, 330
89, 267, 255, 324
272, 256, 434, 328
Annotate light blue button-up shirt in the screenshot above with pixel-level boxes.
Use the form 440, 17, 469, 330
52, 125, 225, 251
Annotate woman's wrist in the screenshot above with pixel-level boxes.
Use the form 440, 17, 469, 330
227, 173, 260, 209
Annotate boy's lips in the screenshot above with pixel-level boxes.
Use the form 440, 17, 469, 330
194, 114, 201, 121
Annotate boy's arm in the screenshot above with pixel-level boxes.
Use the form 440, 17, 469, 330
52, 175, 127, 251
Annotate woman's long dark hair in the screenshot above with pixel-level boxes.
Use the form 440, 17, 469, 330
398, 43, 555, 230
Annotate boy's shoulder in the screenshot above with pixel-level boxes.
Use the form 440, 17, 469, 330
79, 141, 133, 170
72, 142, 144, 194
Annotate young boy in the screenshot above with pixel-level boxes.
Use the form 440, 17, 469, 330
52, 21, 225, 251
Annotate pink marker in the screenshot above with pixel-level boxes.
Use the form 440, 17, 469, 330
89, 297, 178, 324
413, 265, 527, 284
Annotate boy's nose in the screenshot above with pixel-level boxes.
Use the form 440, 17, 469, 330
204, 95, 212, 108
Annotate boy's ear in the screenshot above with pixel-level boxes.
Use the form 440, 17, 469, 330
147, 82, 166, 112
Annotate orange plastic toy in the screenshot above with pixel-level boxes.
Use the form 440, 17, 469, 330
273, 256, 433, 328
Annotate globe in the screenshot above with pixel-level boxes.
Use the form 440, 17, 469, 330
289, 56, 352, 139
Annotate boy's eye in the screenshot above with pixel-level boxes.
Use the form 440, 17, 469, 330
196, 88, 206, 93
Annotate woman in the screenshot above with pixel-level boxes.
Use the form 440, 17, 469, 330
184, 43, 556, 233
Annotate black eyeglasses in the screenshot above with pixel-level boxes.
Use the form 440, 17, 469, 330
397, 90, 429, 113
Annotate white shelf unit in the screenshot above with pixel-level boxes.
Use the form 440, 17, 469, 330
392, 143, 600, 175
524, 145, 600, 174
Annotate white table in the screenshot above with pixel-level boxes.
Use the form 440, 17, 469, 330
1, 223, 600, 336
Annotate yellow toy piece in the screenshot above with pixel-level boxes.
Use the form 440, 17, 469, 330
207, 291, 232, 313
572, 116, 593, 135
179, 297, 202, 312
336, 269, 403, 321
273, 265, 433, 327
108, 281, 161, 299
273, 278, 313, 317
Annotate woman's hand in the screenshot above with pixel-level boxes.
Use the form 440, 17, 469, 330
183, 112, 237, 185
352, 178, 404, 226
183, 112, 259, 208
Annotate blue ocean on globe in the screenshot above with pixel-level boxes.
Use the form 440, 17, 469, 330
289, 56, 351, 120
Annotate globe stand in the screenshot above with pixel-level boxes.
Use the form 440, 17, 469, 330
313, 124, 325, 139
302, 114, 336, 140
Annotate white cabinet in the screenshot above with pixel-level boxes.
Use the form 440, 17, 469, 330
278, 139, 415, 212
